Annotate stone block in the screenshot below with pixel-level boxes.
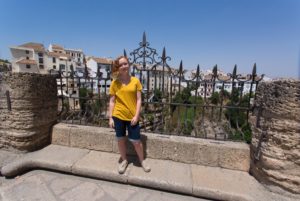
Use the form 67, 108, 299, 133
128, 158, 192, 194
69, 125, 114, 152
51, 123, 71, 146
218, 141, 250, 172
72, 150, 127, 183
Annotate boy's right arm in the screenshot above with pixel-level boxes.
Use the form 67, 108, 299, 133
108, 95, 115, 128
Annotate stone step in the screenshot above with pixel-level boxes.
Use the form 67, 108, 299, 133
0, 144, 290, 201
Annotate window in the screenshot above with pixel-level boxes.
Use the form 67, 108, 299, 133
73, 91, 76, 94
26, 57, 29, 60
39, 65, 44, 69
25, 50, 29, 54
39, 58, 43, 64
38, 53, 43, 57
59, 64, 65, 70
26, 65, 30, 69
53, 65, 56, 69
53, 57, 56, 63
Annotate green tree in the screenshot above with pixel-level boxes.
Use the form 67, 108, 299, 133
220, 89, 230, 99
209, 92, 220, 105
225, 89, 252, 143
152, 89, 162, 102
79, 88, 88, 110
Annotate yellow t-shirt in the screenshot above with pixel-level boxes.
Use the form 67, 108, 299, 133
109, 76, 142, 121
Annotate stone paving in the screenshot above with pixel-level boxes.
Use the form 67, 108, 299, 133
0, 170, 209, 201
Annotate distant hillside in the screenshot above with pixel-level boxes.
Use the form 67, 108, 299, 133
0, 59, 10, 63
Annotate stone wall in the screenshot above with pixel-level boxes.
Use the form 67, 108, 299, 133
51, 123, 250, 172
0, 72, 58, 152
250, 79, 300, 194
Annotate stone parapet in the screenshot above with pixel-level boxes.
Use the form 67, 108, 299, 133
0, 72, 58, 152
51, 123, 250, 172
250, 79, 300, 194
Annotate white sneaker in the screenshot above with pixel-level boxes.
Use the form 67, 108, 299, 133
141, 160, 151, 172
118, 160, 128, 174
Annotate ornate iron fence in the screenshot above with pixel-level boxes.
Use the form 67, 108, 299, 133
54, 32, 264, 142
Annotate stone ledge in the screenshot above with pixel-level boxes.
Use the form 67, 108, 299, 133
1, 145, 294, 201
51, 123, 250, 172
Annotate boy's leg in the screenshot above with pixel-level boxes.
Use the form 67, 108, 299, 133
128, 123, 150, 172
118, 138, 127, 161
132, 140, 144, 162
113, 117, 127, 161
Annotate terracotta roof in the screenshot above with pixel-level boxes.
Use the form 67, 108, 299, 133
20, 42, 45, 52
16, 59, 37, 65
91, 57, 112, 65
218, 75, 230, 80
204, 74, 213, 80
52, 44, 64, 50
47, 51, 71, 59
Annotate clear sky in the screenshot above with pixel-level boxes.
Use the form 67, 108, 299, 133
0, 0, 299, 78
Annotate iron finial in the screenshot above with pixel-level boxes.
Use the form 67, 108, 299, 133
142, 32, 147, 46
162, 47, 166, 61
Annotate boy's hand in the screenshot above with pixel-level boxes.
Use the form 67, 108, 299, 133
109, 117, 114, 128
131, 116, 139, 126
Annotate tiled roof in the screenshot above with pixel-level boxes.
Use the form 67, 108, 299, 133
20, 42, 45, 52
52, 44, 64, 50
90, 57, 112, 65
218, 75, 230, 80
16, 59, 37, 65
47, 51, 71, 59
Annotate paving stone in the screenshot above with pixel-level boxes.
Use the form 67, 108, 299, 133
59, 182, 105, 201
0, 174, 57, 201
128, 158, 193, 194
72, 150, 128, 183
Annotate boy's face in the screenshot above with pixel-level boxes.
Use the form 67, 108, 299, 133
118, 58, 129, 75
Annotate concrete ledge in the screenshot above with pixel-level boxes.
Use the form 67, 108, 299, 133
1, 145, 291, 201
52, 123, 250, 172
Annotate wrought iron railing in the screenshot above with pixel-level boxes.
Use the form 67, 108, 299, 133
53, 32, 264, 142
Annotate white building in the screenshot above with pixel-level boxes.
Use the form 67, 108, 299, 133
86, 57, 113, 94
134, 64, 181, 94
190, 69, 264, 98
48, 44, 83, 73
10, 42, 78, 74
10, 42, 83, 109
10, 43, 47, 74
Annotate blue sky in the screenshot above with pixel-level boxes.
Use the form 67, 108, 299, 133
0, 0, 299, 78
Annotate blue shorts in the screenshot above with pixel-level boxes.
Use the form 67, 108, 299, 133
112, 116, 141, 142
